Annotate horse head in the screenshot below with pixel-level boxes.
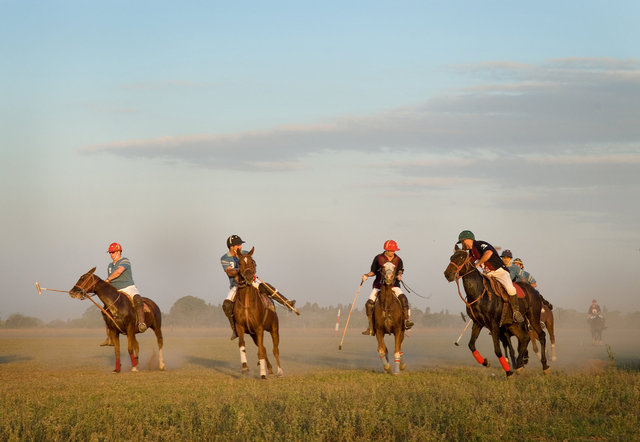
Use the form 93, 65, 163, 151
69, 267, 98, 300
443, 249, 473, 282
381, 261, 398, 286
237, 247, 257, 286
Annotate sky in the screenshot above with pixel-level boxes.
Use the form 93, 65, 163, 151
1, 1, 639, 322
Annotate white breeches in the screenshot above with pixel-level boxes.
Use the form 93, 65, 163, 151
118, 285, 140, 301
368, 286, 403, 301
226, 282, 261, 301
486, 267, 517, 296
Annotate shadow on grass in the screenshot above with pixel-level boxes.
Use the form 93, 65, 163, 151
0, 354, 32, 364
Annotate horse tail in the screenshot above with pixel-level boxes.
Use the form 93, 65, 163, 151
539, 294, 553, 311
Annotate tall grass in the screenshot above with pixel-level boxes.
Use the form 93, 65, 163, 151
1, 328, 639, 441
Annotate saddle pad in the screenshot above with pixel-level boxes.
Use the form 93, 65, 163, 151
514, 283, 526, 298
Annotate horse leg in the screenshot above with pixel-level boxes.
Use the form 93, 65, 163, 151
270, 330, 283, 377
529, 329, 541, 360
237, 328, 249, 373
376, 332, 390, 373
512, 325, 530, 373
546, 318, 556, 361
500, 333, 516, 369
151, 325, 165, 370
110, 329, 121, 373
468, 323, 490, 367
250, 333, 273, 376
128, 333, 139, 372
529, 320, 549, 373
256, 330, 267, 379
393, 330, 404, 374
489, 325, 511, 377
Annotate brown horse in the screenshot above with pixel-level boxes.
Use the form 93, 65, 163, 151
234, 248, 282, 379
444, 249, 550, 376
529, 305, 556, 362
588, 313, 605, 345
69, 268, 165, 373
373, 261, 406, 374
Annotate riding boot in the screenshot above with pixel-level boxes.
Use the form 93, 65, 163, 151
508, 295, 524, 323
133, 295, 147, 332
399, 294, 414, 330
361, 299, 375, 335
222, 299, 238, 340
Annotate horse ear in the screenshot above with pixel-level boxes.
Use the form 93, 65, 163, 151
454, 243, 461, 251
248, 247, 255, 256
88, 267, 96, 275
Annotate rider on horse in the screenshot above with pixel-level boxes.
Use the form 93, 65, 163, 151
458, 231, 524, 323
361, 240, 414, 335
105, 242, 147, 332
221, 235, 296, 340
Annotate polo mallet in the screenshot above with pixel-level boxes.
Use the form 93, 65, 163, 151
339, 281, 363, 350
36, 282, 124, 333
454, 319, 472, 346
35, 282, 70, 295
255, 276, 300, 315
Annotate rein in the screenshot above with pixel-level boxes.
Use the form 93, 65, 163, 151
74, 275, 124, 333
449, 253, 488, 322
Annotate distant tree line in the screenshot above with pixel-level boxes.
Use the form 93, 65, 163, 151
2, 297, 640, 329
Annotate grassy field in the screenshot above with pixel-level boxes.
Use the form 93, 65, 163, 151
1, 325, 639, 441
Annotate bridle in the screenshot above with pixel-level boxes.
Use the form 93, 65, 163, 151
72, 272, 125, 333
448, 252, 488, 319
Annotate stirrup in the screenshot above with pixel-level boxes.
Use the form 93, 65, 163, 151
362, 328, 374, 336
404, 320, 414, 330
513, 311, 524, 323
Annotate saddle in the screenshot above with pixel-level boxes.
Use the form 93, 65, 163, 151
482, 275, 525, 327
259, 292, 276, 312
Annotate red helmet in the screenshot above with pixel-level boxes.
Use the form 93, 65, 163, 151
383, 240, 400, 252
107, 242, 122, 253
592, 299, 597, 303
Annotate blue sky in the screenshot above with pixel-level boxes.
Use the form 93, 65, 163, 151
1, 1, 639, 321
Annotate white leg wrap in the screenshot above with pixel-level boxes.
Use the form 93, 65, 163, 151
158, 349, 165, 370
259, 359, 266, 377
240, 346, 247, 364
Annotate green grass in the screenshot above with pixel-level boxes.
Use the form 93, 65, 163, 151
1, 327, 639, 441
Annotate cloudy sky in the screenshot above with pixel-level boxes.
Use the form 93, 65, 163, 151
2, 1, 639, 321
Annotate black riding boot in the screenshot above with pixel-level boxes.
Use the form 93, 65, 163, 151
222, 299, 237, 340
509, 295, 524, 323
133, 295, 147, 332
362, 299, 375, 336
399, 294, 414, 330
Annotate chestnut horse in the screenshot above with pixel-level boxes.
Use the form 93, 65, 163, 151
530, 305, 556, 361
69, 268, 165, 373
444, 249, 550, 376
234, 248, 282, 379
373, 261, 406, 374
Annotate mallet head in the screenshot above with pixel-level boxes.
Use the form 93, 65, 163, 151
35, 282, 42, 295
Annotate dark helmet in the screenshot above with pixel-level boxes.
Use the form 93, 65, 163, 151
458, 230, 475, 241
500, 249, 513, 258
226, 235, 245, 248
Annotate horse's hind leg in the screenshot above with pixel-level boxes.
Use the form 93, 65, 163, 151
152, 326, 166, 370
376, 333, 390, 373
530, 321, 549, 372
128, 334, 140, 372
394, 330, 405, 374
270, 331, 283, 377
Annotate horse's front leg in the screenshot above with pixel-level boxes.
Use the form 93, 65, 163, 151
376, 332, 390, 373
468, 322, 489, 367
256, 330, 267, 379
237, 327, 249, 373
529, 320, 549, 373
110, 329, 121, 373
270, 330, 283, 377
393, 329, 405, 374
128, 331, 139, 372
489, 325, 511, 377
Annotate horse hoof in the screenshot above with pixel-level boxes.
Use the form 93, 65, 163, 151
159, 364, 166, 371
483, 360, 490, 368
384, 365, 391, 373
131, 367, 138, 373
506, 370, 514, 378
112, 369, 120, 374
261, 375, 267, 380
400, 363, 406, 371
543, 367, 551, 374
516, 367, 524, 374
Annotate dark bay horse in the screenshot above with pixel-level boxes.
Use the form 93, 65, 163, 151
588, 314, 605, 345
234, 248, 282, 379
445, 249, 550, 376
530, 305, 556, 362
69, 267, 165, 373
373, 261, 406, 374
